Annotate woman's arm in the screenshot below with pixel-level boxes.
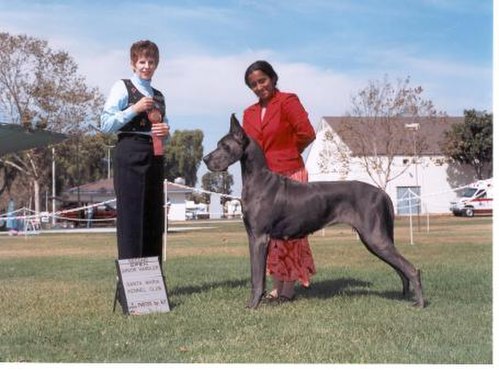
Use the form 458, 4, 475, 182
282, 94, 316, 152
100, 80, 137, 133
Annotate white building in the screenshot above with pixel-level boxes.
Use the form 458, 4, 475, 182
305, 116, 486, 215
165, 182, 192, 221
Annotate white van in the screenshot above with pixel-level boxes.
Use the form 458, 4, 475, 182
450, 179, 493, 217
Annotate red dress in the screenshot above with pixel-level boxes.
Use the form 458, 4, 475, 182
243, 91, 316, 286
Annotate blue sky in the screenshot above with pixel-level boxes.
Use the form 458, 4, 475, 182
0, 0, 493, 194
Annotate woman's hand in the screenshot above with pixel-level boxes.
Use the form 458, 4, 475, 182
151, 122, 170, 137
133, 97, 155, 113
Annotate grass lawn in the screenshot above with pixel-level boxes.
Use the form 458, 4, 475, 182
0, 216, 492, 364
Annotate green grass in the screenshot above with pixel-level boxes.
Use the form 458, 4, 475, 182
0, 216, 492, 363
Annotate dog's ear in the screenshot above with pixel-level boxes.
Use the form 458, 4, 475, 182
230, 113, 242, 133
229, 113, 249, 145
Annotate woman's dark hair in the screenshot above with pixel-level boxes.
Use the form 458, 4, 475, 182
244, 60, 278, 87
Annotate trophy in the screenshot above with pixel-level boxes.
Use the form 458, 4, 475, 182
147, 107, 164, 156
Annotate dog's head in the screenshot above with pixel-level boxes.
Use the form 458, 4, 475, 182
203, 114, 249, 172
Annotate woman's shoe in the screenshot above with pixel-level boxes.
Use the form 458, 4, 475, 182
273, 295, 295, 305
261, 291, 279, 304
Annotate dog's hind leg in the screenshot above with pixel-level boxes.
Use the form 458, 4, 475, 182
246, 233, 270, 309
357, 232, 424, 308
352, 226, 410, 297
395, 269, 410, 297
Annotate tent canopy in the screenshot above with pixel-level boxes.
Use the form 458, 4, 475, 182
0, 123, 67, 156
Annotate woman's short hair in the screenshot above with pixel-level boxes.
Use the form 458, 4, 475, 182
244, 60, 278, 87
130, 40, 160, 64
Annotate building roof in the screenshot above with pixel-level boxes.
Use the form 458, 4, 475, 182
62, 178, 193, 203
66, 178, 115, 197
65, 178, 194, 196
165, 182, 195, 194
322, 116, 463, 156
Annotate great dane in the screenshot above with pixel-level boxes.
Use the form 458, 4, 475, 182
203, 114, 425, 309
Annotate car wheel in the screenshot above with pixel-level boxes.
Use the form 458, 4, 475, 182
464, 208, 474, 217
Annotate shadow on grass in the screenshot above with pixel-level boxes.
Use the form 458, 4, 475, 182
169, 278, 248, 296
165, 279, 247, 310
299, 277, 421, 305
168, 276, 417, 308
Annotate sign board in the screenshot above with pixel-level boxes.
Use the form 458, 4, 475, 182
116, 257, 170, 315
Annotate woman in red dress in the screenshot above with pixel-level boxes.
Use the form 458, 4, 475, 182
242, 60, 316, 303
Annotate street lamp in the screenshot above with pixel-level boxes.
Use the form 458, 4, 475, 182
405, 122, 420, 231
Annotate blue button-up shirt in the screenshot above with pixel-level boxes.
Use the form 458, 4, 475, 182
100, 74, 168, 134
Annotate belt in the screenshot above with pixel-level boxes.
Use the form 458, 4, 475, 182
118, 133, 152, 143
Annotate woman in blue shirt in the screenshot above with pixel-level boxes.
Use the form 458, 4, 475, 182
101, 40, 169, 263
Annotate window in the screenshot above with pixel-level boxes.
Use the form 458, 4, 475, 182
397, 186, 421, 215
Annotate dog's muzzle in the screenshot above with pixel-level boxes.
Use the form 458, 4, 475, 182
203, 153, 226, 172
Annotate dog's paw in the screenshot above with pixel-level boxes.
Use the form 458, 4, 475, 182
412, 299, 426, 309
246, 296, 262, 309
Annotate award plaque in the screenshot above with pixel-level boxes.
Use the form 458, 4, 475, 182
147, 108, 164, 156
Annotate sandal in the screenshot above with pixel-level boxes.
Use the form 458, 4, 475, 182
274, 295, 295, 305
261, 291, 279, 304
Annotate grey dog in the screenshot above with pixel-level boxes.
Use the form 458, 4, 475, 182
203, 114, 425, 309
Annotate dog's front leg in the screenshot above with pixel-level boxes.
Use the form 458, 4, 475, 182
247, 234, 269, 309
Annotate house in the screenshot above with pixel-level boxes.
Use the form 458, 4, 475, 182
62, 178, 116, 205
305, 116, 484, 215
62, 178, 193, 221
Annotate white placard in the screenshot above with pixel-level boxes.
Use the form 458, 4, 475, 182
116, 257, 170, 315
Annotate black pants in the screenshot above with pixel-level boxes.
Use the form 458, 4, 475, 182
113, 134, 165, 261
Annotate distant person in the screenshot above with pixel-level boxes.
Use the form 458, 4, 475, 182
86, 205, 93, 229
0, 208, 6, 231
6, 198, 18, 235
101, 40, 169, 262
242, 60, 316, 303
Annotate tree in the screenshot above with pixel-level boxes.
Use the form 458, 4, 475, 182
0, 32, 104, 213
0, 162, 17, 196
53, 133, 116, 189
443, 109, 493, 180
201, 171, 234, 204
332, 75, 440, 190
164, 129, 204, 186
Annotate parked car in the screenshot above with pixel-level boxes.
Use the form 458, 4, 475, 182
450, 179, 493, 217
58, 202, 117, 227
185, 201, 210, 220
